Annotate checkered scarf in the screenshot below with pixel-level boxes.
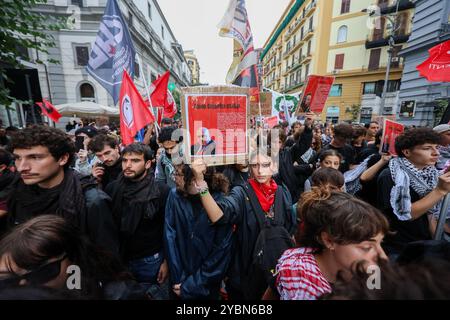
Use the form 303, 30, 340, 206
389, 157, 440, 220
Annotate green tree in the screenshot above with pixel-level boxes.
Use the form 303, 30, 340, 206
345, 104, 361, 122
0, 0, 65, 106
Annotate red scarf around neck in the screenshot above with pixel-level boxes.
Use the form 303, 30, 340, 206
249, 178, 278, 212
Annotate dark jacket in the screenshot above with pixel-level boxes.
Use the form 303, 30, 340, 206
164, 190, 232, 300
215, 183, 296, 298
106, 175, 170, 261
274, 126, 314, 203
222, 166, 249, 189
6, 172, 119, 256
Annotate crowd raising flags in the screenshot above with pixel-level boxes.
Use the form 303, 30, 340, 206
218, 0, 260, 103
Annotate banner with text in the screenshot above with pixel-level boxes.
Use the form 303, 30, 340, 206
297, 75, 335, 114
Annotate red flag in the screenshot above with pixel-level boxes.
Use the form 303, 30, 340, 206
36, 99, 62, 123
146, 71, 177, 118
119, 70, 155, 145
417, 39, 450, 82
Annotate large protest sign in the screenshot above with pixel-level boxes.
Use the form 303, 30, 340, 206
181, 86, 249, 165
380, 119, 404, 155
296, 75, 334, 114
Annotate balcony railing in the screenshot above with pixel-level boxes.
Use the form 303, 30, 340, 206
379, 0, 415, 14
305, 0, 317, 17
303, 27, 314, 41
285, 80, 304, 92
365, 33, 410, 49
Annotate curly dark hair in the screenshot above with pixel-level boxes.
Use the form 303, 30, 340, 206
10, 125, 75, 169
174, 164, 229, 197
87, 134, 118, 153
297, 189, 390, 252
395, 127, 441, 157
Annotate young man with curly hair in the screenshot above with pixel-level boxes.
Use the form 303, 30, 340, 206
6, 125, 119, 255
377, 127, 450, 256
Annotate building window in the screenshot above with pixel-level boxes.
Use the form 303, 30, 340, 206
395, 12, 408, 36
329, 84, 342, 97
340, 0, 351, 14
309, 16, 313, 30
368, 48, 381, 70
334, 53, 344, 70
161, 25, 165, 39
71, 0, 83, 7
80, 83, 95, 102
129, 13, 133, 28
307, 40, 312, 55
148, 2, 152, 20
305, 63, 310, 78
301, 26, 304, 40
387, 79, 401, 92
75, 45, 89, 66
337, 25, 348, 43
134, 60, 140, 78
373, 16, 386, 41
363, 82, 376, 95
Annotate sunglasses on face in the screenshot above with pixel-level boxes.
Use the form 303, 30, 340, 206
0, 254, 67, 289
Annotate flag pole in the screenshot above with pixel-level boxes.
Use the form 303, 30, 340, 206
136, 54, 160, 138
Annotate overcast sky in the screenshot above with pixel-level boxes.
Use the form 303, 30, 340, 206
158, 0, 292, 85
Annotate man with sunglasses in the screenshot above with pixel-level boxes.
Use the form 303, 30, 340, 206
191, 149, 297, 300
5, 125, 119, 256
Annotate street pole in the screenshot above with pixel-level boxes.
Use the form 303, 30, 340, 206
380, 37, 393, 114
378, 0, 401, 115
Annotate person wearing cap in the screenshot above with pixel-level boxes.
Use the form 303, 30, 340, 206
74, 126, 99, 176
433, 124, 450, 171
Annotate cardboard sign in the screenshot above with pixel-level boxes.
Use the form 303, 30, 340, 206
265, 116, 279, 129
181, 86, 249, 166
250, 92, 272, 116
296, 75, 335, 114
380, 119, 404, 155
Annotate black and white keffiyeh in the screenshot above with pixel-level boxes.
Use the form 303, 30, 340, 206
344, 155, 373, 195
389, 157, 444, 221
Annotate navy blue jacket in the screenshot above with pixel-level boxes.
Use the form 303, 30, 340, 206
164, 189, 232, 300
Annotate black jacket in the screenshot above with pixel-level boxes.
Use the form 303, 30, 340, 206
216, 183, 296, 298
274, 126, 314, 203
106, 175, 170, 261
6, 172, 119, 256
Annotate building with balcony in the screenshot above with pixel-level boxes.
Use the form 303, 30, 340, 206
184, 50, 201, 85
325, 0, 414, 123
0, 0, 192, 128
261, 0, 415, 124
261, 0, 326, 95
397, 0, 450, 126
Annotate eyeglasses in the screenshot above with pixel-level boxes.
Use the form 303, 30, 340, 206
249, 163, 271, 169
0, 254, 67, 288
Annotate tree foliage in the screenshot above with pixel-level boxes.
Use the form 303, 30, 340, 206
0, 0, 65, 106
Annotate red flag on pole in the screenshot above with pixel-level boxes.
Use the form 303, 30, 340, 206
145, 71, 177, 119
416, 39, 450, 82
36, 99, 62, 123
119, 70, 155, 145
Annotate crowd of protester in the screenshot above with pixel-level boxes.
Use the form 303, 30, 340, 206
0, 114, 449, 300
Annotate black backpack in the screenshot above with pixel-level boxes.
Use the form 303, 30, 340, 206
241, 182, 295, 299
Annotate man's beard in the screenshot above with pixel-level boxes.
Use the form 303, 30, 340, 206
124, 168, 147, 181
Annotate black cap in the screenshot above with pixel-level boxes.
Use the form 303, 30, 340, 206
75, 126, 98, 138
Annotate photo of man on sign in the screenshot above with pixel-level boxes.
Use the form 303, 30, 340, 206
296, 75, 335, 115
